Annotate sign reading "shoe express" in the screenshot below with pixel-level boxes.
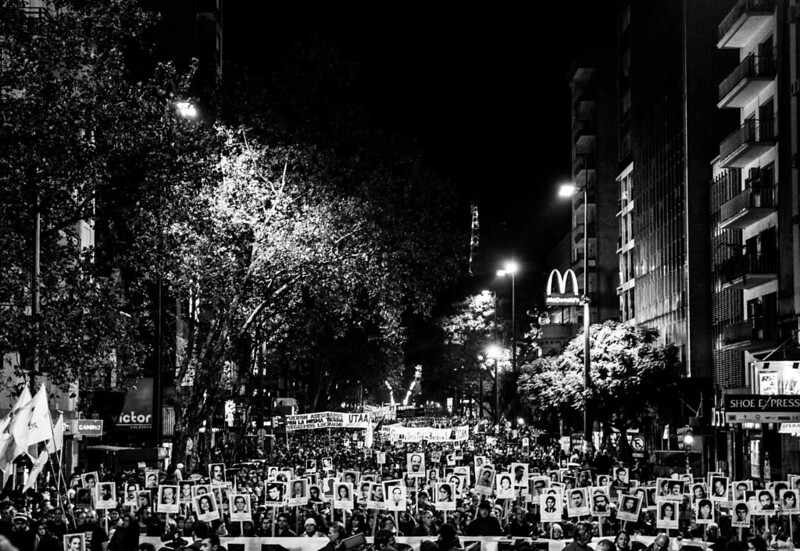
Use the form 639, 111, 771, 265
724, 394, 800, 424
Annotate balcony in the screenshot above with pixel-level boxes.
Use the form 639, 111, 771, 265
719, 119, 776, 168
573, 116, 595, 139
717, 251, 778, 290
719, 182, 776, 229
718, 54, 776, 109
573, 155, 595, 187
573, 86, 596, 114
720, 317, 779, 351
573, 116, 596, 149
718, 0, 776, 50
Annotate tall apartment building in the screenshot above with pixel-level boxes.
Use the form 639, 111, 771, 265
711, 0, 800, 478
549, 1, 737, 456
568, 52, 620, 329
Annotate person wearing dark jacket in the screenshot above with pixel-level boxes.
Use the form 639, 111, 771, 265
108, 514, 139, 551
32, 523, 62, 551
465, 501, 502, 537
8, 514, 35, 551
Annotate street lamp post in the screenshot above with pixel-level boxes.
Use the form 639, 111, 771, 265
486, 344, 501, 424
684, 432, 694, 475
497, 261, 518, 373
559, 162, 592, 454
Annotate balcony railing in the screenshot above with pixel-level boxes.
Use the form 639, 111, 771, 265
718, 54, 776, 108
721, 317, 779, 350
718, 0, 776, 49
719, 119, 776, 168
718, 250, 778, 289
719, 182, 777, 229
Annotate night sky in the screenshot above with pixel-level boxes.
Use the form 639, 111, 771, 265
224, 4, 615, 310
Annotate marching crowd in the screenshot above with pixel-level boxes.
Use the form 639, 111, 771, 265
0, 416, 796, 551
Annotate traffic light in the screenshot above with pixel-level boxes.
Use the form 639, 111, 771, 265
677, 426, 693, 450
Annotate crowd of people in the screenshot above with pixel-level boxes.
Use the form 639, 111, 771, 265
0, 416, 796, 551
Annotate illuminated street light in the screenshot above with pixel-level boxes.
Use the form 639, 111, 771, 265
497, 261, 518, 374
176, 101, 198, 119
558, 157, 592, 454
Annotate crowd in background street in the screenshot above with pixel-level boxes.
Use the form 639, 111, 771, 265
0, 416, 795, 551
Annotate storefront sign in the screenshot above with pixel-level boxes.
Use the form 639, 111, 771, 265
545, 269, 582, 306
112, 378, 153, 431
69, 419, 103, 437
724, 394, 800, 423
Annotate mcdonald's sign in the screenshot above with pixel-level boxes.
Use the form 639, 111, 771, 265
545, 268, 582, 306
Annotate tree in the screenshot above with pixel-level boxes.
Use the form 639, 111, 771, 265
425, 292, 514, 418
518, 320, 681, 461
0, 0, 163, 394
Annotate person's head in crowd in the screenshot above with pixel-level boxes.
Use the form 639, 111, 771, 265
652, 534, 670, 551
108, 509, 120, 524
615, 530, 631, 551
477, 499, 492, 517
748, 537, 768, 551
381, 515, 397, 533
277, 513, 290, 530
374, 529, 397, 551
35, 522, 51, 540
135, 506, 151, 523
552, 523, 564, 539
328, 521, 347, 544
12, 514, 29, 532
438, 523, 460, 549
0, 502, 14, 523
596, 540, 615, 551
75, 509, 90, 526
200, 534, 220, 551
573, 521, 593, 545
303, 518, 319, 536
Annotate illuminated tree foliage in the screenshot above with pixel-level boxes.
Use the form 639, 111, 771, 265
518, 321, 681, 459
2, 1, 463, 468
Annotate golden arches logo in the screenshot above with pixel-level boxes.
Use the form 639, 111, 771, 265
545, 269, 581, 305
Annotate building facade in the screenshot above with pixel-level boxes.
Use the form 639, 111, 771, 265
711, 0, 800, 478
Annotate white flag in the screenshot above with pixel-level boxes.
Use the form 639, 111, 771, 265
0, 387, 33, 470
364, 422, 374, 449
46, 412, 64, 454
1, 463, 13, 488
10, 385, 49, 450
23, 451, 49, 491
25, 386, 52, 447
